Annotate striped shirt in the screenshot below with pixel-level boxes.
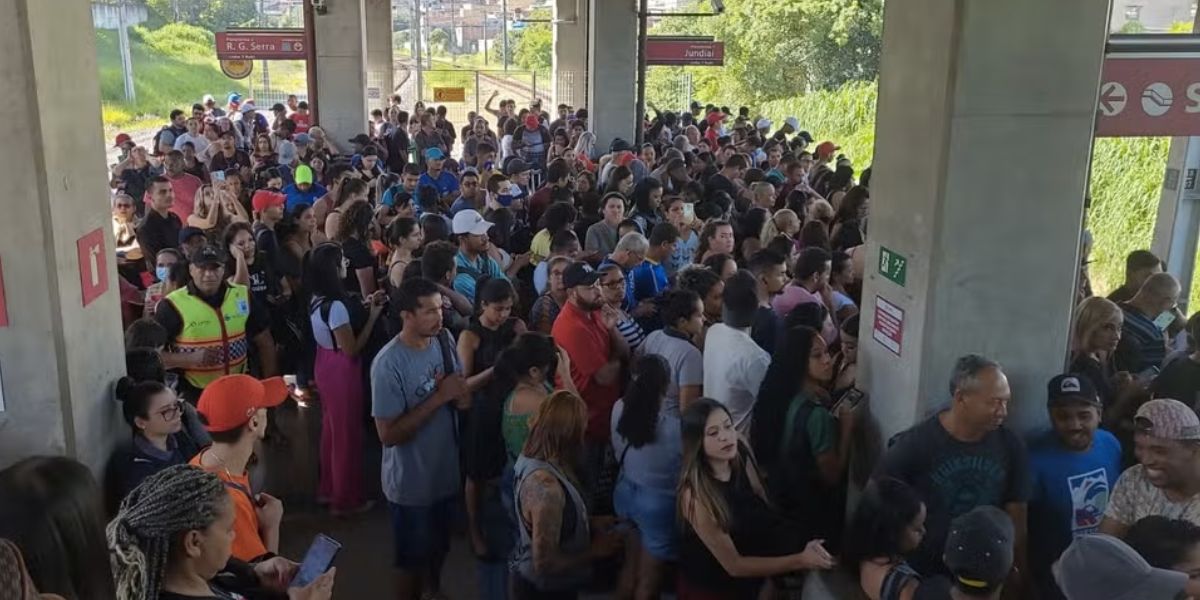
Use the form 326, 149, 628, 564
1117, 303, 1168, 372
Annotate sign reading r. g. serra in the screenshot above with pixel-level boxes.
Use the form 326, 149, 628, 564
216, 29, 306, 61
646, 37, 725, 67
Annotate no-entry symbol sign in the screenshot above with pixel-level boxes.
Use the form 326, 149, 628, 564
1096, 56, 1200, 137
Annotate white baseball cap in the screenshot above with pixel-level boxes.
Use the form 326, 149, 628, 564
755, 118, 772, 131
785, 116, 800, 131
452, 209, 494, 236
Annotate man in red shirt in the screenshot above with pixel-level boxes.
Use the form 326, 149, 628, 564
551, 261, 629, 510
162, 150, 202, 222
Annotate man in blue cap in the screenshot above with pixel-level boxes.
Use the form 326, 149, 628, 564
419, 148, 459, 205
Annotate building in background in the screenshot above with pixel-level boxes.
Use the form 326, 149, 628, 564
1110, 0, 1196, 32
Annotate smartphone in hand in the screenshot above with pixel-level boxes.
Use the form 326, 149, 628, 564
291, 534, 342, 588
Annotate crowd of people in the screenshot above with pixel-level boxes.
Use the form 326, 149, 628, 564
2, 90, 1200, 600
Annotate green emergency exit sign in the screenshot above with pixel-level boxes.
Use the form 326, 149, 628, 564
879, 246, 907, 287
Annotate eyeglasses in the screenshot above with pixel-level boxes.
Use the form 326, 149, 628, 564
601, 278, 626, 289
157, 400, 184, 420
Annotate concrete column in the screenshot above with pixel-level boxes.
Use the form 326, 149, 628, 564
364, 0, 395, 110
314, 0, 368, 145
858, 0, 1110, 440
0, 0, 125, 470
552, 0, 589, 110
586, 0, 637, 151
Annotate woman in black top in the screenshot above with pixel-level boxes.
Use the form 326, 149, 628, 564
108, 465, 335, 600
332, 200, 378, 297
676, 399, 834, 600
223, 222, 287, 313
1069, 296, 1140, 428
459, 279, 527, 592
108, 378, 199, 509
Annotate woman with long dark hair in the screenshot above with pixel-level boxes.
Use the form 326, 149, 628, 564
224, 221, 287, 313
332, 199, 378, 296
384, 217, 423, 290
751, 326, 859, 552
496, 333, 576, 463
842, 478, 927, 600
612, 355, 682, 600
306, 242, 385, 516
676, 399, 834, 599
460, 279, 527, 600
0, 456, 116, 600
628, 178, 664, 235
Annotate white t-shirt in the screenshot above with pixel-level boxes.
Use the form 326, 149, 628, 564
501, 134, 514, 160
310, 298, 350, 350
702, 323, 770, 436
174, 133, 210, 155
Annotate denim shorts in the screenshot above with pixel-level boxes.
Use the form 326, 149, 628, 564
613, 477, 678, 561
388, 496, 457, 568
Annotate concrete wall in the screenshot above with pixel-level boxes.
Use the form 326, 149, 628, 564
859, 0, 1110, 441
552, 0, 589, 110
314, 0, 368, 145
587, 0, 637, 151
0, 0, 126, 471
364, 0, 395, 110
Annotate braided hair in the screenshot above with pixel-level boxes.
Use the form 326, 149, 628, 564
106, 465, 226, 600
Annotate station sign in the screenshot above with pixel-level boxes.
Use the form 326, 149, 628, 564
216, 29, 306, 60
646, 37, 725, 67
1096, 56, 1200, 137
433, 87, 467, 103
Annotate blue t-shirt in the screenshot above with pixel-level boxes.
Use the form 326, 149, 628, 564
283, 183, 327, 212
381, 184, 414, 208
631, 259, 669, 304
448, 196, 476, 216
1027, 428, 1121, 599
370, 333, 463, 506
419, 170, 460, 198
665, 231, 699, 276
453, 250, 509, 302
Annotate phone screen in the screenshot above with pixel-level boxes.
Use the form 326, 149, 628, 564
212, 170, 226, 183
291, 534, 341, 588
683, 202, 696, 224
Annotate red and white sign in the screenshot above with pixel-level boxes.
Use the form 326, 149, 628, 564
1096, 56, 1200, 137
215, 29, 306, 61
646, 38, 725, 66
872, 295, 904, 356
77, 228, 108, 307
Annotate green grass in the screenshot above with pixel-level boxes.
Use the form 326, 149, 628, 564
96, 23, 307, 134
754, 80, 1189, 309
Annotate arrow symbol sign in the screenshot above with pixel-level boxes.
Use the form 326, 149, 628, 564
1099, 82, 1127, 117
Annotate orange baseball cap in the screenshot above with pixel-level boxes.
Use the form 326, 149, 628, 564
197, 375, 288, 432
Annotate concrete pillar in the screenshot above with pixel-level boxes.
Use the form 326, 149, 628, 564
552, 0, 589, 110
0, 0, 125, 470
364, 0, 395, 110
858, 0, 1110, 440
314, 0, 368, 145
586, 0, 637, 151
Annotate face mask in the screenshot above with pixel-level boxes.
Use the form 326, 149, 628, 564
1154, 310, 1176, 331
156, 266, 170, 282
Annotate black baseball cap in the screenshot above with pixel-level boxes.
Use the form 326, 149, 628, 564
348, 133, 372, 145
189, 244, 226, 268
797, 131, 815, 144
943, 506, 1014, 593
178, 226, 206, 246
504, 158, 531, 176
1047, 373, 1101, 408
562, 262, 600, 289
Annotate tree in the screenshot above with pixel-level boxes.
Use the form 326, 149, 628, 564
513, 20, 551, 72
429, 28, 451, 55
651, 0, 883, 104
144, 0, 257, 31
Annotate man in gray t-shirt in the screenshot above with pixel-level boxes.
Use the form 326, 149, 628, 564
371, 277, 469, 598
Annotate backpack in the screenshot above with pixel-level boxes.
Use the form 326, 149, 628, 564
151, 126, 172, 153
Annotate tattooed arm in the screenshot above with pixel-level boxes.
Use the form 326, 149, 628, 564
520, 469, 619, 576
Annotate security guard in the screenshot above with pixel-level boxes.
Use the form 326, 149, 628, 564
155, 244, 277, 402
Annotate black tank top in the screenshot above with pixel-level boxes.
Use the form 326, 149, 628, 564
678, 460, 795, 599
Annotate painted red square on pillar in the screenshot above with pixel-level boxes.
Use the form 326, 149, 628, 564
77, 228, 108, 307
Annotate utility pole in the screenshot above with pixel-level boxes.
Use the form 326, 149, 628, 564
117, 0, 135, 102
501, 0, 509, 71
259, 0, 270, 99
413, 0, 423, 103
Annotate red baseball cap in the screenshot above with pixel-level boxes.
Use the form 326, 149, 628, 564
815, 141, 840, 157
706, 112, 726, 126
197, 375, 288, 432
251, 189, 286, 213
113, 133, 133, 147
